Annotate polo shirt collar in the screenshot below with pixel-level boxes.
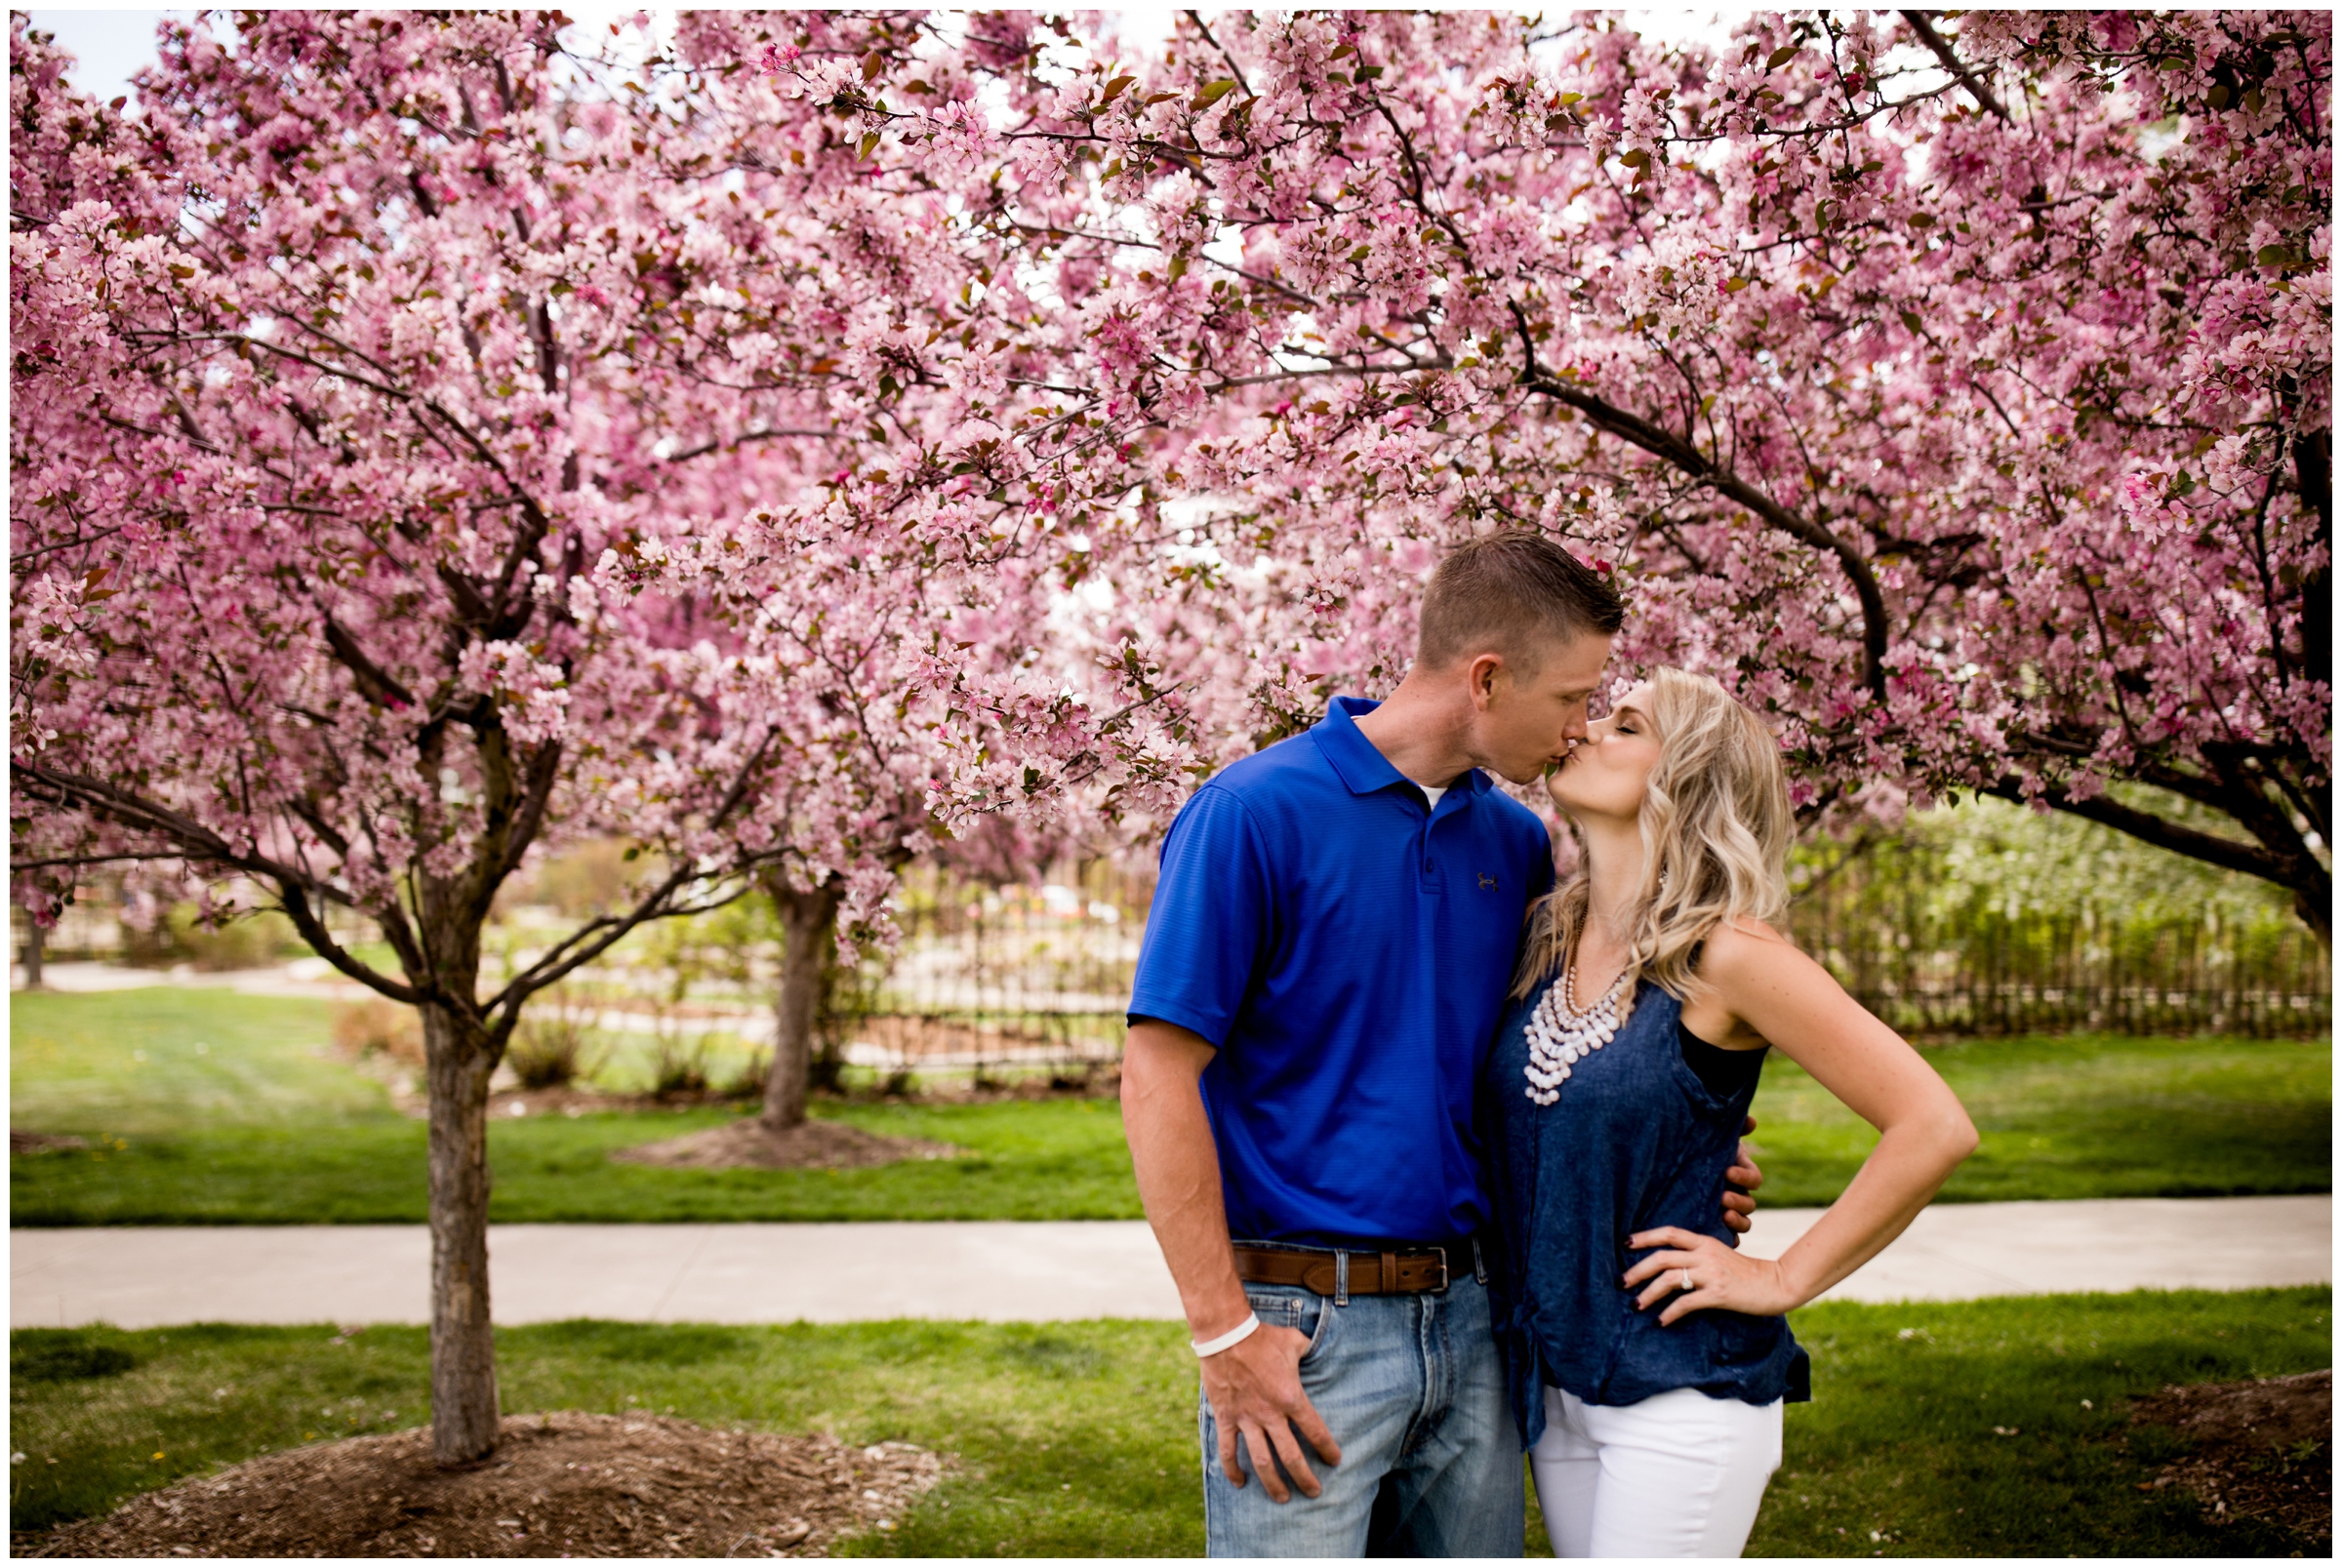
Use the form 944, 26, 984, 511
1312, 697, 1491, 802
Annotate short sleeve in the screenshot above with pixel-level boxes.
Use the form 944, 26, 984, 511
1127, 785, 1274, 1049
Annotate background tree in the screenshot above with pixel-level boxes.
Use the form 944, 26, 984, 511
10, 9, 944, 1462
788, 8, 2329, 935
12, 8, 1182, 1456
635, 12, 1210, 1134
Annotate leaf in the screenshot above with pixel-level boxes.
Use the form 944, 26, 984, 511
861, 51, 885, 82
1168, 255, 1189, 281
1191, 79, 1237, 110
168, 263, 196, 279
1618, 148, 1649, 169
1143, 92, 1178, 105
2257, 244, 2300, 269
858, 132, 880, 160
1723, 276, 1751, 293
1100, 73, 1136, 106
1766, 45, 1799, 70
1555, 91, 1582, 105
1900, 309, 1923, 333
1354, 64, 1385, 81
1349, 244, 1372, 262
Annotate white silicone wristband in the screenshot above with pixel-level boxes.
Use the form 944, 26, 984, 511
1191, 1311, 1262, 1358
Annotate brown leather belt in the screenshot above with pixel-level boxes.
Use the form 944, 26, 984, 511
1234, 1243, 1451, 1298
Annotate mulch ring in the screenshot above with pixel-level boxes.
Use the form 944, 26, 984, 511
2130, 1368, 2330, 1548
9, 1130, 88, 1154
610, 1116, 960, 1171
24, 1411, 945, 1559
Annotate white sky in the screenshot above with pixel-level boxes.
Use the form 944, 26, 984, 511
23, 9, 178, 102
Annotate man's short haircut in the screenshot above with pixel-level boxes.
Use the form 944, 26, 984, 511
1416, 532, 1627, 674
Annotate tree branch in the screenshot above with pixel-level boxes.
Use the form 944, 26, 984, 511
1899, 12, 2010, 122
1982, 778, 2287, 884
9, 761, 426, 1004
1512, 311, 1890, 700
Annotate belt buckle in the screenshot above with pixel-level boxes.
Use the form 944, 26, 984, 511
1430, 1246, 1450, 1294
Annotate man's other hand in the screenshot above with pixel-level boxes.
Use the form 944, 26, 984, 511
1200, 1322, 1342, 1503
1722, 1114, 1764, 1236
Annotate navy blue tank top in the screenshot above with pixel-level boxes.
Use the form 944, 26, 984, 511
1485, 975, 1809, 1447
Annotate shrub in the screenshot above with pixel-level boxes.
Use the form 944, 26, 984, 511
506, 995, 603, 1090
332, 998, 424, 1066
650, 1034, 711, 1100
717, 1048, 772, 1102
163, 904, 302, 971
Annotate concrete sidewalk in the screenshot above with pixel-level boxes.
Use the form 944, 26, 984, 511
10, 1195, 2328, 1330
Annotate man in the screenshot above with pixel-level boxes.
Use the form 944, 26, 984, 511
1122, 534, 1760, 1556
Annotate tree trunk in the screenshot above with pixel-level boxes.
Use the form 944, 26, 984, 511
421, 1000, 501, 1465
20, 915, 45, 990
761, 879, 842, 1133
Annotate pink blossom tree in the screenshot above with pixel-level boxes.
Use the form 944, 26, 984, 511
7, 8, 1134, 1461
787, 8, 2329, 935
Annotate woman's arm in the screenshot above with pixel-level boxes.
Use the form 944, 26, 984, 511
1624, 919, 1978, 1324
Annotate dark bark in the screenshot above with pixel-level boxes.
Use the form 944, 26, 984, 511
421, 999, 500, 1465
761, 878, 843, 1133
2294, 427, 2331, 807
20, 915, 46, 989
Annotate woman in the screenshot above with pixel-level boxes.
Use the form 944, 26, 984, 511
1487, 667, 1978, 1558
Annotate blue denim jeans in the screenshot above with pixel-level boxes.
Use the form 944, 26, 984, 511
1199, 1266, 1523, 1557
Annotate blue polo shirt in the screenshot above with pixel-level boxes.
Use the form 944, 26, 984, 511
1128, 697, 1555, 1247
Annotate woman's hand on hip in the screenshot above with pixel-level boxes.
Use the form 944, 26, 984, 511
1623, 1226, 1798, 1325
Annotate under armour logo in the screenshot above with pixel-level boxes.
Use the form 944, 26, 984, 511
1477, 873, 1499, 891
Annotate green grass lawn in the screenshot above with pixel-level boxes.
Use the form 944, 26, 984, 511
9, 990, 1136, 1225
10, 989, 2330, 1225
8, 1288, 2327, 1556
1747, 1032, 2333, 1207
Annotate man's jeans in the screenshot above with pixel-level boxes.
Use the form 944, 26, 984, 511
1199, 1266, 1522, 1557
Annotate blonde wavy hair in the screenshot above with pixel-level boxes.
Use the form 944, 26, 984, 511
1514, 666, 1793, 1003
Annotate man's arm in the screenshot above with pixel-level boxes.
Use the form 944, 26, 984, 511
1122, 1019, 1342, 1503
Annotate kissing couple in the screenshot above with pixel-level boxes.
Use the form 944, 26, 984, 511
1122, 534, 1979, 1557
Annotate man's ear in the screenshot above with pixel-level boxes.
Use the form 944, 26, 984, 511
1468, 653, 1507, 709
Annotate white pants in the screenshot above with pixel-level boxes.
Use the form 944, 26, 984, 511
1529, 1385, 1783, 1558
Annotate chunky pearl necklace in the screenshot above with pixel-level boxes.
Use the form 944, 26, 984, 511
1523, 959, 1632, 1106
